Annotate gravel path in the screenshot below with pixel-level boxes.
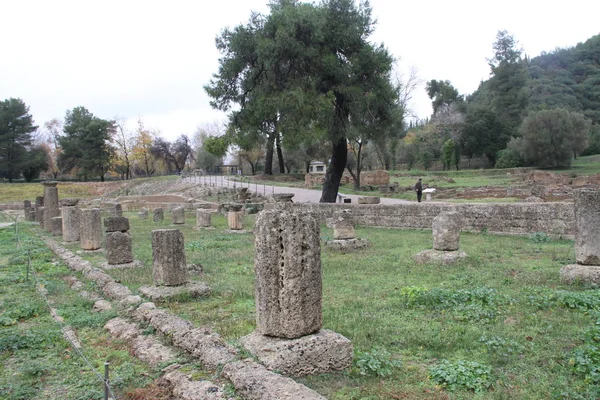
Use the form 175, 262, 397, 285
184, 176, 410, 205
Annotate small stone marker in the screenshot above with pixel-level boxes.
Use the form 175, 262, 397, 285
172, 206, 185, 225
80, 208, 102, 251
152, 229, 187, 286
62, 206, 81, 242
42, 181, 60, 233
51, 217, 63, 237
415, 210, 467, 265
423, 188, 437, 201
138, 208, 148, 220
153, 208, 164, 222
561, 189, 600, 284
227, 204, 244, 230
196, 209, 212, 228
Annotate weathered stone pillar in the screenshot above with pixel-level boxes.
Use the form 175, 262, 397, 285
196, 209, 212, 228
153, 208, 164, 222
115, 203, 123, 217
42, 182, 60, 233
254, 209, 322, 338
227, 205, 244, 230
61, 201, 81, 242
37, 207, 45, 229
575, 189, 600, 265
138, 208, 148, 220
24, 200, 33, 221
51, 217, 63, 236
80, 208, 102, 250
332, 211, 355, 240
34, 196, 44, 223
28, 209, 37, 222
152, 229, 187, 286
172, 206, 185, 225
433, 211, 461, 251
104, 217, 132, 265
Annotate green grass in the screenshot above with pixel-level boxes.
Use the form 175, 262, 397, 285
53, 209, 600, 399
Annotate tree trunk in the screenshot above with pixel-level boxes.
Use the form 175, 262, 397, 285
276, 134, 285, 173
320, 136, 347, 202
355, 142, 362, 191
265, 132, 275, 175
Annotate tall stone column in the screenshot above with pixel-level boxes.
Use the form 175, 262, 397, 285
152, 229, 187, 286
80, 208, 102, 250
42, 182, 60, 233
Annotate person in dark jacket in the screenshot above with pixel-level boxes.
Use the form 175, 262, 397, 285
415, 178, 423, 202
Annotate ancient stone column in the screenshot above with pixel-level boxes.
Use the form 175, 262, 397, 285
138, 208, 148, 220
196, 209, 212, 228
106, 232, 133, 265
575, 189, 600, 265
51, 217, 63, 237
152, 229, 187, 286
172, 206, 185, 225
80, 208, 102, 250
62, 206, 81, 242
24, 200, 33, 221
104, 217, 130, 233
42, 181, 60, 233
227, 204, 244, 230
153, 208, 164, 222
432, 211, 461, 251
254, 209, 322, 338
34, 196, 44, 223
333, 211, 355, 240
37, 207, 45, 229
115, 203, 123, 217
28, 209, 37, 222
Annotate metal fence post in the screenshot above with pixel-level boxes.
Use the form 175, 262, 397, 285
104, 362, 110, 400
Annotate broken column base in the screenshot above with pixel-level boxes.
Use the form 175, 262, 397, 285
239, 329, 353, 377
560, 264, 600, 285
139, 282, 211, 301
414, 249, 468, 265
326, 238, 369, 253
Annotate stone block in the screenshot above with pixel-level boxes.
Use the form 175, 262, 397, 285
574, 189, 600, 265
172, 206, 185, 224
326, 238, 369, 252
358, 196, 380, 204
152, 229, 187, 286
62, 206, 81, 242
227, 211, 244, 230
254, 209, 322, 339
59, 198, 79, 207
272, 193, 295, 203
139, 282, 211, 301
104, 217, 130, 233
35, 196, 44, 207
115, 203, 123, 217
196, 209, 212, 228
51, 217, 63, 236
153, 208, 164, 222
37, 206, 45, 228
138, 208, 148, 220
560, 264, 600, 285
414, 249, 468, 265
333, 213, 355, 240
23, 200, 31, 208
240, 329, 353, 376
106, 231, 134, 265
80, 208, 103, 251
432, 211, 462, 251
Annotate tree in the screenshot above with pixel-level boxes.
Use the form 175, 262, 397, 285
195, 122, 225, 173
0, 98, 38, 182
206, 0, 397, 202
462, 106, 510, 165
426, 80, 463, 115
21, 145, 49, 182
151, 135, 193, 174
131, 119, 156, 177
59, 107, 114, 181
517, 108, 591, 167
113, 117, 135, 180
41, 118, 62, 178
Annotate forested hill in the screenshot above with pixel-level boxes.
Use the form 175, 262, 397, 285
527, 34, 600, 123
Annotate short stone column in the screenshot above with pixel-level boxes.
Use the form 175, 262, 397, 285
561, 189, 600, 284
240, 209, 352, 376
153, 208, 164, 222
326, 211, 369, 252
115, 203, 123, 217
172, 206, 185, 224
51, 217, 63, 237
80, 208, 102, 251
152, 229, 187, 286
24, 200, 34, 221
104, 217, 133, 265
28, 209, 37, 222
34, 196, 44, 223
62, 204, 81, 242
415, 210, 467, 265
227, 204, 244, 230
196, 209, 212, 228
42, 181, 60, 233
138, 208, 148, 220
37, 207, 45, 229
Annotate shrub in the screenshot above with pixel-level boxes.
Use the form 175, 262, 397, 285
355, 348, 402, 377
529, 232, 550, 243
429, 359, 493, 392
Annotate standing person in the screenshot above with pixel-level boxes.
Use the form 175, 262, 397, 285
415, 178, 423, 202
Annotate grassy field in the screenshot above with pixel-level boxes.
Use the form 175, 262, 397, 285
27, 209, 600, 399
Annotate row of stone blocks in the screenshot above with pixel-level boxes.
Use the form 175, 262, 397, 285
138, 206, 241, 230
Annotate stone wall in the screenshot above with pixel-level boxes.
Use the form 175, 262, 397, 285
0, 203, 23, 210
305, 170, 389, 188
264, 202, 575, 237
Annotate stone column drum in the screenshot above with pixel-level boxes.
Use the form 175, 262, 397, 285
138, 208, 148, 220
575, 189, 600, 265
196, 209, 212, 228
333, 212, 355, 240
37, 207, 45, 229
62, 206, 81, 242
106, 232, 133, 264
51, 217, 63, 236
254, 209, 322, 338
23, 200, 33, 221
80, 208, 102, 250
152, 229, 187, 286
34, 196, 44, 222
227, 205, 244, 230
115, 203, 123, 217
433, 211, 461, 251
153, 208, 164, 222
42, 182, 60, 233
172, 206, 185, 225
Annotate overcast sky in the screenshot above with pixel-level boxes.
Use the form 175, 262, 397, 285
3, 0, 599, 140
